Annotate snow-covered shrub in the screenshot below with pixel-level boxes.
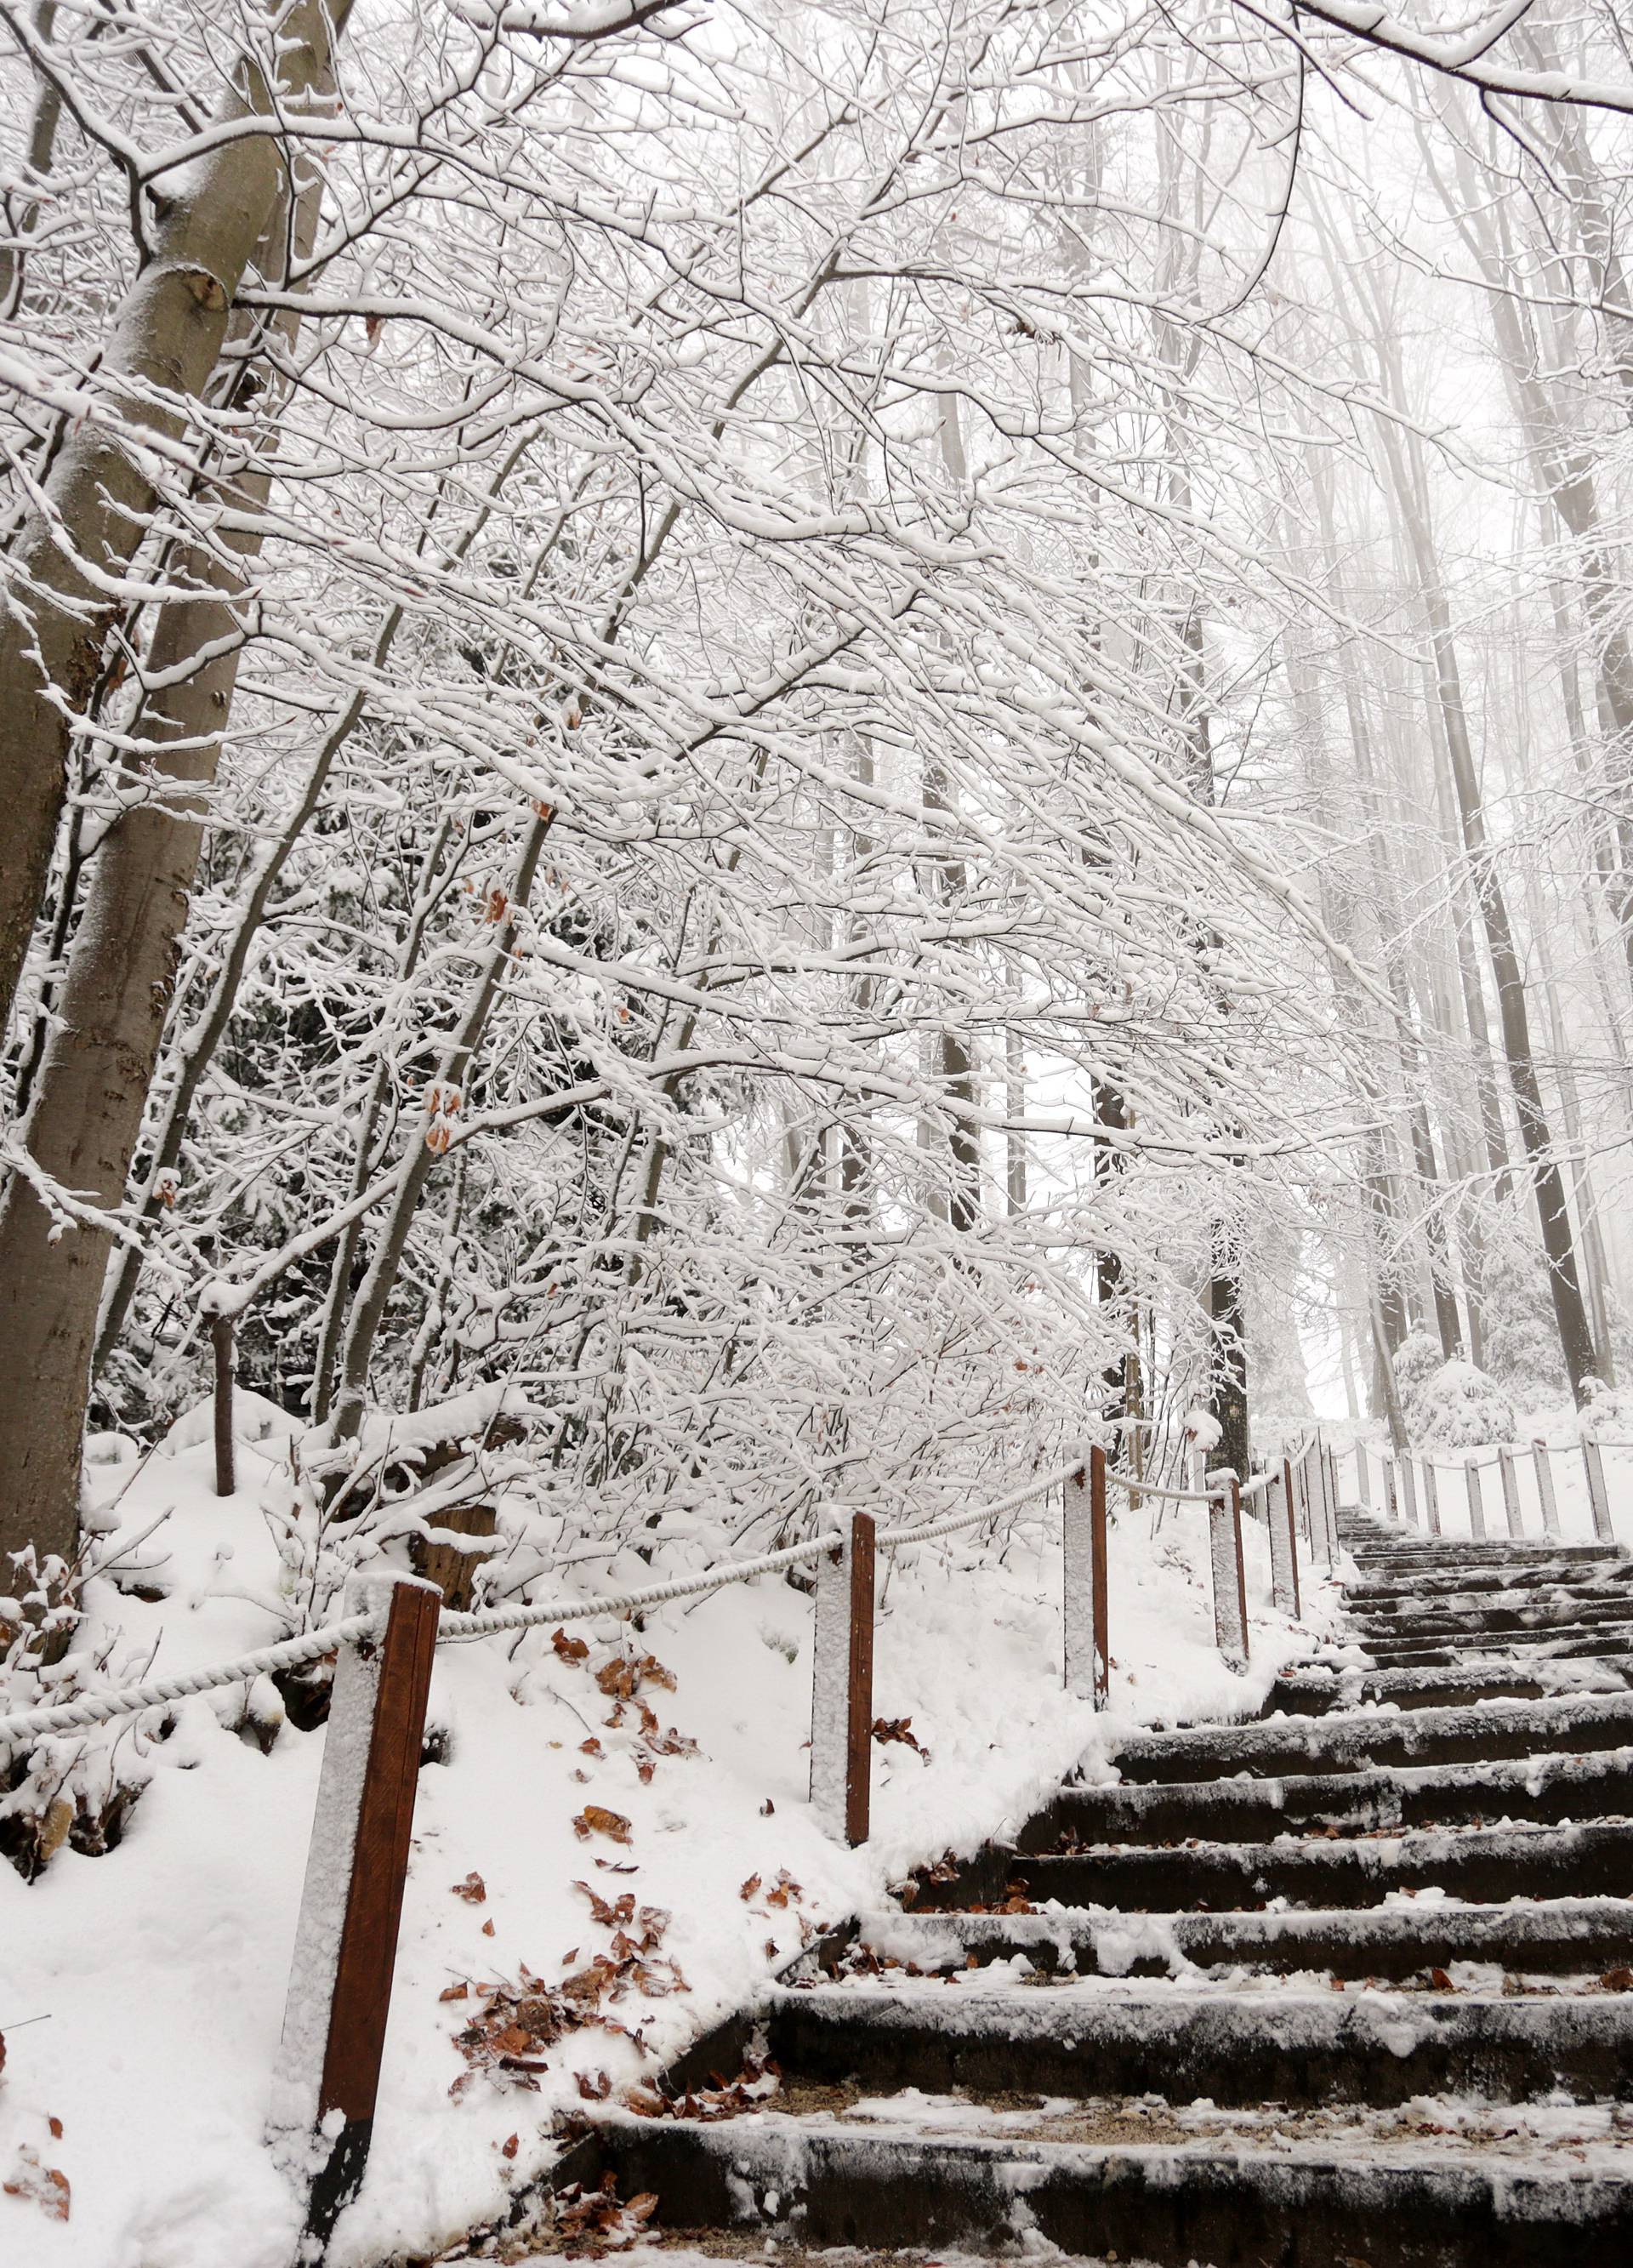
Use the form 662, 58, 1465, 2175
1482, 1234, 1568, 1410
1392, 1330, 1442, 1401
1405, 1359, 1516, 1451
0, 1549, 157, 1881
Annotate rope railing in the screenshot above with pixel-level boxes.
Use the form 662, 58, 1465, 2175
1351, 1433, 1623, 1548
0, 1612, 379, 1747
0, 1455, 1092, 1751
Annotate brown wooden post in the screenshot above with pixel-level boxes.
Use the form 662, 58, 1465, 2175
270, 1571, 441, 2246
1422, 1460, 1442, 1536
1533, 1441, 1561, 1536
1271, 1457, 1300, 1618
1583, 1437, 1613, 1541
1208, 1474, 1249, 1671
844, 1511, 875, 1845
211, 1310, 236, 1498
1465, 1459, 1487, 1542
810, 1510, 874, 1845
1498, 1447, 1523, 1538
1064, 1449, 1110, 1708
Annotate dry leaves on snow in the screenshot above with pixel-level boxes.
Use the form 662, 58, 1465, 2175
572, 1805, 632, 1845
3, 2146, 70, 2223
552, 2172, 658, 2254
622, 2053, 782, 2123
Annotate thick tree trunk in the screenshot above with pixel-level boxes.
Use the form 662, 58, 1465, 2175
0, 2, 352, 1039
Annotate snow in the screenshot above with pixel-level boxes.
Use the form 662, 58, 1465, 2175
0, 1421, 1334, 2267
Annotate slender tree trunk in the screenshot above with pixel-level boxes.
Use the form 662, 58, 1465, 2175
1374, 405, 1601, 1399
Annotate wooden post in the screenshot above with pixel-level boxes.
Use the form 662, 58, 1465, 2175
1304, 1445, 1329, 1567
1533, 1441, 1561, 1537
1464, 1459, 1487, 1541
1401, 1457, 1419, 1530
1355, 1442, 1370, 1505
1422, 1461, 1442, 1536
1209, 1474, 1249, 1671
810, 1511, 875, 1845
408, 1505, 497, 1610
270, 1571, 441, 2248
1498, 1447, 1523, 1540
1064, 1448, 1110, 1709
211, 1310, 236, 1499
1583, 1437, 1613, 1541
1271, 1458, 1300, 1617
1382, 1455, 1399, 1525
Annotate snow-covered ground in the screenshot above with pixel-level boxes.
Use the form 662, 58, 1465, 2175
0, 1416, 1339, 2268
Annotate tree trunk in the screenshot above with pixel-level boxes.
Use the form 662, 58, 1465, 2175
1373, 404, 1601, 1399
0, 1, 353, 1038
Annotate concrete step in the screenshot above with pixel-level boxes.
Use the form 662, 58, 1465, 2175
925, 1818, 1633, 1912
1349, 1564, 1633, 1604
1347, 1599, 1633, 1640
1108, 1690, 1633, 1782
1019, 1747, 1633, 1849
760, 1982, 1633, 2106
1266, 1661, 1631, 1714
1361, 1628, 1633, 1671
590, 2117, 1633, 2266
851, 1896, 1633, 1980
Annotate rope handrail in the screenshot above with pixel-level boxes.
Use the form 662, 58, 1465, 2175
0, 1456, 1091, 1749
0, 1613, 378, 1747
1104, 1467, 1212, 1506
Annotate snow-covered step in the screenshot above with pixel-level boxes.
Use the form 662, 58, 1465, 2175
1109, 1690, 1633, 1782
1349, 1564, 1633, 1604
925, 1819, 1633, 1913
1016, 1747, 1633, 1848
845, 1897, 1633, 1982
1348, 1599, 1633, 1642
761, 1982, 1633, 2107
1361, 1628, 1633, 1671
592, 2114, 1633, 2265
1266, 1661, 1630, 1714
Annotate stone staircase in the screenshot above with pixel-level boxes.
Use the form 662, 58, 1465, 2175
585, 1502, 1633, 2265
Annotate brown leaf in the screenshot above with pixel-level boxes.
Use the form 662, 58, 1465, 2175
636, 1758, 654, 1784
501, 2134, 520, 2160
739, 1873, 762, 1901
595, 1659, 638, 1699
579, 1737, 604, 1757
1429, 1968, 1455, 1992
574, 1805, 633, 1845
439, 1982, 469, 2003
574, 1881, 635, 1929
576, 2068, 613, 2100
451, 1872, 487, 1904
552, 1628, 589, 1663
760, 1799, 775, 1816
1602, 1966, 1633, 1990
481, 1919, 496, 1937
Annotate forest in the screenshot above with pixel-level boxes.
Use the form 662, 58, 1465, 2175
1, 0, 1632, 1815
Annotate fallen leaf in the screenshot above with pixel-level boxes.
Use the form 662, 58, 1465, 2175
574, 1806, 633, 1845
739, 1873, 762, 1901
552, 1628, 589, 1663
451, 1872, 487, 1904
502, 2134, 519, 2160
440, 1982, 469, 2003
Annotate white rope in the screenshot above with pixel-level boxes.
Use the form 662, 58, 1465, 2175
0, 1456, 1084, 1738
438, 1530, 846, 1640
1104, 1468, 1212, 1505
0, 1612, 377, 1750
1239, 1472, 1274, 1501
